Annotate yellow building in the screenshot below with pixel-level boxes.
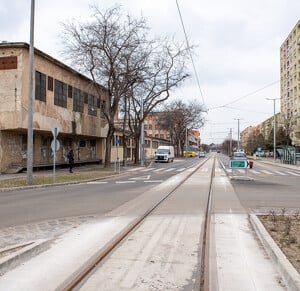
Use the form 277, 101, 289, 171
0, 42, 109, 172
280, 20, 300, 147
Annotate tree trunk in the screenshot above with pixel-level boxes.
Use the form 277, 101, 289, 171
104, 125, 115, 168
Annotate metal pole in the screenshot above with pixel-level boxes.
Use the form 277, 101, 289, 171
140, 98, 144, 166
53, 136, 56, 184
266, 98, 279, 161
27, 0, 35, 185
230, 128, 232, 156
234, 118, 241, 151
273, 99, 276, 162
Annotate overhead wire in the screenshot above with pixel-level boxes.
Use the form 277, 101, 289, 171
209, 80, 280, 110
175, 0, 206, 108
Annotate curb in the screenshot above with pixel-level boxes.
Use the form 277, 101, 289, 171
0, 239, 51, 275
250, 214, 300, 291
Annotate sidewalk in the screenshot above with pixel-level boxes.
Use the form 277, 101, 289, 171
252, 156, 300, 170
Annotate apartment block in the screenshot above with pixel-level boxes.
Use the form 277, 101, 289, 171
280, 20, 300, 147
0, 42, 109, 172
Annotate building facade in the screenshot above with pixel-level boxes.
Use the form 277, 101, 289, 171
280, 20, 300, 147
0, 42, 109, 172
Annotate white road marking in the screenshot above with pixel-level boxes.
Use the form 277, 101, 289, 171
141, 168, 155, 172
274, 171, 287, 175
285, 171, 300, 176
260, 170, 273, 174
165, 168, 176, 172
86, 181, 108, 184
153, 168, 164, 172
130, 175, 151, 180
176, 168, 186, 172
115, 181, 136, 184
250, 170, 260, 174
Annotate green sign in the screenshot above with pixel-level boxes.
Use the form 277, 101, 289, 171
229, 160, 247, 169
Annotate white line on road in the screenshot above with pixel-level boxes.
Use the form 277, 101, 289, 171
86, 181, 108, 184
285, 171, 300, 176
165, 168, 176, 172
153, 168, 164, 172
260, 170, 273, 174
115, 181, 137, 184
274, 171, 287, 175
176, 168, 186, 172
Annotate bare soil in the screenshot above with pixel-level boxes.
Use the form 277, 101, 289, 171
258, 211, 300, 273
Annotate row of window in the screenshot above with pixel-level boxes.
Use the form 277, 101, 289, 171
35, 71, 105, 117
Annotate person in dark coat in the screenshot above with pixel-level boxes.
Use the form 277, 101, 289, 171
67, 149, 74, 173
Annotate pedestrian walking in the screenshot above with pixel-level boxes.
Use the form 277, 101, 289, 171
67, 149, 74, 173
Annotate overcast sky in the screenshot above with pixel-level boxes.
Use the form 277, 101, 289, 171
1, 0, 300, 144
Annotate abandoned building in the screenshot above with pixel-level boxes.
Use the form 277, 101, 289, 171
0, 42, 109, 173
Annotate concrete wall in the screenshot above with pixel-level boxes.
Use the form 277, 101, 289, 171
0, 43, 109, 172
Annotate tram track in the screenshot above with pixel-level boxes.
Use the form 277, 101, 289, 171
60, 157, 216, 291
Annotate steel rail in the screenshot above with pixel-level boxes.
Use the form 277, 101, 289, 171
60, 158, 210, 291
200, 156, 215, 290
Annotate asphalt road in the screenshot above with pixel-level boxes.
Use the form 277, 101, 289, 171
0, 157, 204, 229
221, 155, 300, 212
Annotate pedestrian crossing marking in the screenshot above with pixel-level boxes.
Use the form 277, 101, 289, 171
274, 171, 287, 176
260, 170, 273, 174
285, 171, 300, 176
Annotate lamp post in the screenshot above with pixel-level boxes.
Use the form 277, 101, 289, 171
234, 118, 242, 151
266, 98, 279, 161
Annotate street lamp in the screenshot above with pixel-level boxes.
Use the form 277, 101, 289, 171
234, 118, 242, 151
266, 98, 280, 161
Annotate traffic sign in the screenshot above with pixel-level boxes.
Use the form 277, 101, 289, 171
229, 160, 247, 168
51, 127, 60, 138
51, 139, 60, 152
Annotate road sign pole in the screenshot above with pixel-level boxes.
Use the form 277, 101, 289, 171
53, 135, 56, 183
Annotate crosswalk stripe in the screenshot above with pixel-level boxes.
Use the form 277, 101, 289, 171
274, 171, 287, 175
285, 171, 300, 176
260, 170, 273, 174
141, 167, 155, 172
165, 168, 176, 172
153, 168, 164, 172
250, 170, 260, 174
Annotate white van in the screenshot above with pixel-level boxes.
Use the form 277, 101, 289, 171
154, 146, 175, 163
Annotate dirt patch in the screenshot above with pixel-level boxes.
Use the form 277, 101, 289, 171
258, 210, 300, 273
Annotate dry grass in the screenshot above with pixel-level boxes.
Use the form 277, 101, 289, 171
259, 210, 300, 273
0, 171, 115, 188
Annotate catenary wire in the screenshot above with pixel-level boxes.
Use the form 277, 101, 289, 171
175, 0, 206, 108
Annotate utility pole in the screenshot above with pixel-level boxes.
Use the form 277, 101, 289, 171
234, 118, 242, 151
266, 98, 280, 161
229, 128, 232, 156
27, 0, 35, 185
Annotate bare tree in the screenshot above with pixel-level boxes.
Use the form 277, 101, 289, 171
157, 99, 205, 156
61, 5, 148, 167
124, 39, 191, 163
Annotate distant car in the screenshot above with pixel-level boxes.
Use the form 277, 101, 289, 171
184, 151, 196, 157
232, 152, 253, 168
199, 151, 206, 158
233, 152, 247, 160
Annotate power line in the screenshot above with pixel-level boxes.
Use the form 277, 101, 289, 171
209, 80, 280, 110
175, 0, 206, 107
